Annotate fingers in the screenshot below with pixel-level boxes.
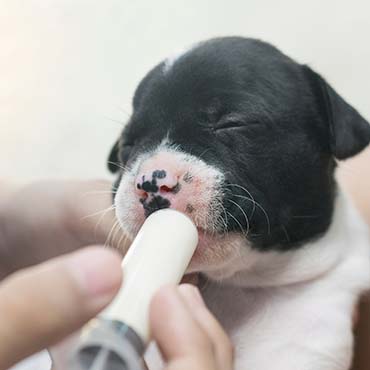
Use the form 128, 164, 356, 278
178, 285, 234, 370
150, 285, 216, 370
62, 180, 131, 253
352, 297, 370, 370
0, 247, 122, 370
150, 285, 233, 370
0, 180, 129, 279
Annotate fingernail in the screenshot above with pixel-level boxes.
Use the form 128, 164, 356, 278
178, 284, 205, 307
66, 247, 123, 297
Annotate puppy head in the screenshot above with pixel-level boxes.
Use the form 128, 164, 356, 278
108, 37, 370, 279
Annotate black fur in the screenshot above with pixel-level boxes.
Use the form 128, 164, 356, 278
108, 37, 370, 251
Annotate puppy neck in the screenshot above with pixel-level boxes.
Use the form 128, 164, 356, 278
208, 188, 363, 288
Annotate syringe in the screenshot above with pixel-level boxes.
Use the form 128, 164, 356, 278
68, 209, 198, 370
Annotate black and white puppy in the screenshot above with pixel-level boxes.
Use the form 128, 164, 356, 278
109, 37, 370, 370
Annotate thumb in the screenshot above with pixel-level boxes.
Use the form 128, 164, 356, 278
0, 246, 122, 370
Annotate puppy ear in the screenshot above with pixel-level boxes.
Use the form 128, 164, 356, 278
107, 140, 120, 173
303, 65, 370, 159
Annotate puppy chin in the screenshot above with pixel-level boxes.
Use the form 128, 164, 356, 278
186, 231, 253, 281
116, 202, 251, 283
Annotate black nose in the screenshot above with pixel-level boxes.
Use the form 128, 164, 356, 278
140, 194, 171, 217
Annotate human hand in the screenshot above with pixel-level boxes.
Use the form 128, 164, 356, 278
338, 147, 370, 370
150, 284, 234, 370
0, 247, 122, 370
0, 179, 130, 278
351, 298, 370, 370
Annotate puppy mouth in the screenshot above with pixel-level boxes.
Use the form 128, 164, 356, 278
113, 145, 253, 272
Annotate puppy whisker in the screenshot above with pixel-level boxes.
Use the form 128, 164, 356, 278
83, 190, 117, 196
81, 204, 116, 220
226, 210, 247, 236
225, 183, 257, 217
214, 200, 229, 235
105, 219, 121, 248
107, 161, 131, 172
102, 115, 126, 127
227, 199, 250, 236
225, 184, 271, 234
281, 225, 291, 243
114, 105, 132, 119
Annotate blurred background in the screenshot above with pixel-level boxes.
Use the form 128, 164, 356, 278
0, 0, 369, 183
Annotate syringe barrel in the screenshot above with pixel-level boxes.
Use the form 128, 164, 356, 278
68, 209, 198, 370
102, 209, 198, 342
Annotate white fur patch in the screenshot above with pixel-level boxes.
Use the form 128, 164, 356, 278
163, 44, 195, 73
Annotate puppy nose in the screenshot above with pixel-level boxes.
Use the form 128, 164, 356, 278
135, 169, 180, 199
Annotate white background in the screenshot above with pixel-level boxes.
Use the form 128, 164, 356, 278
1, 0, 369, 182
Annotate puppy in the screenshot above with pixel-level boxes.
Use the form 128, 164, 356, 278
108, 37, 370, 370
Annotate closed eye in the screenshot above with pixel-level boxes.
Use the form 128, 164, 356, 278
214, 114, 249, 131
214, 114, 261, 132
214, 119, 245, 131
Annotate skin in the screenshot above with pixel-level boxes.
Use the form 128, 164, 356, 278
0, 179, 232, 370
0, 179, 130, 278
338, 147, 370, 370
0, 247, 122, 369
151, 284, 233, 370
